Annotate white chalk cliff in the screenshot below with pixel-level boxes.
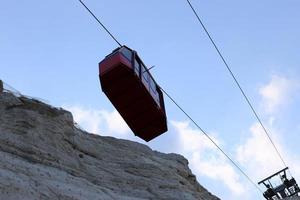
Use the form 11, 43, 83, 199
0, 91, 220, 200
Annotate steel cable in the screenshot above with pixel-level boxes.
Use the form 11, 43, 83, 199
185, 0, 289, 172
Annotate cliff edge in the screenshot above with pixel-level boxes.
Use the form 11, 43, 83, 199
0, 91, 219, 200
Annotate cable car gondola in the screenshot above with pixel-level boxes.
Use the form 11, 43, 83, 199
99, 46, 168, 142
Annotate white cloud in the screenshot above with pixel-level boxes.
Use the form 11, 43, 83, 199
235, 121, 300, 191
259, 75, 298, 114
64, 105, 130, 137
171, 121, 245, 196
236, 123, 283, 180
100, 110, 131, 135
236, 74, 300, 189
172, 121, 216, 152
65, 105, 102, 134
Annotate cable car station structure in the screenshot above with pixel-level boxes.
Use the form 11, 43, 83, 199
259, 167, 299, 199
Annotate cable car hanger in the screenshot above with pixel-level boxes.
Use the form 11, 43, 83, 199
143, 66, 155, 74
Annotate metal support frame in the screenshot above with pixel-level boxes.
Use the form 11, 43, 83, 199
258, 167, 289, 185
259, 167, 300, 199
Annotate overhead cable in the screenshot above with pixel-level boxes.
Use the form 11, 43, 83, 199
78, 0, 122, 47
159, 86, 263, 194
185, 0, 289, 170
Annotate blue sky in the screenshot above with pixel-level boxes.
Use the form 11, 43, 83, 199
1, 1, 300, 199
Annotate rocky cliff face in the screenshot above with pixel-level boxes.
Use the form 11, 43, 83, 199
0, 91, 219, 200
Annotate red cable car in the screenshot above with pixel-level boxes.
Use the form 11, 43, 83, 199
99, 46, 168, 142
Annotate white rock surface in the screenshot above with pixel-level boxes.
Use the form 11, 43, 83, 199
0, 92, 220, 200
